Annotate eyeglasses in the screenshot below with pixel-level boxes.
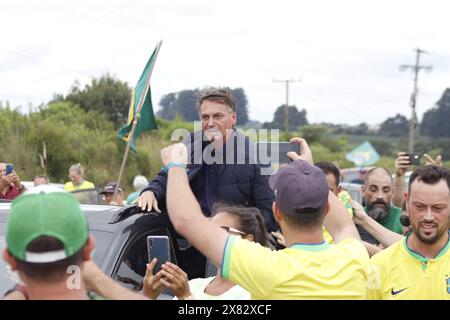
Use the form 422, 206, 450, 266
220, 226, 246, 235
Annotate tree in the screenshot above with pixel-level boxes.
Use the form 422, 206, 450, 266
157, 93, 178, 120
56, 74, 132, 126
262, 105, 308, 131
352, 123, 370, 135
378, 113, 409, 137
156, 87, 250, 125
232, 88, 249, 125
420, 88, 450, 138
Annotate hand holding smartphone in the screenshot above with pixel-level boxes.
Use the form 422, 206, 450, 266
5, 164, 14, 176
407, 153, 421, 166
256, 142, 301, 164
147, 235, 171, 275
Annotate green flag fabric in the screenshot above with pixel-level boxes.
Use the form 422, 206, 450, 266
346, 141, 380, 166
118, 46, 158, 151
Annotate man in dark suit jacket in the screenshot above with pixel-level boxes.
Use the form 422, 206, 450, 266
138, 88, 277, 278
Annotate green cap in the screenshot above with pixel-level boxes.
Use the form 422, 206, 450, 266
6, 185, 88, 263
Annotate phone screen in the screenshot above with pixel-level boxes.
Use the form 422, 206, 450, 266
147, 235, 170, 274
256, 142, 301, 164
5, 164, 14, 176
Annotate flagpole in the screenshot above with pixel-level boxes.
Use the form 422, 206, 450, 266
113, 40, 163, 203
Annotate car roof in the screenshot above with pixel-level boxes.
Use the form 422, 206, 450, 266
0, 203, 124, 232
21, 181, 65, 190
0, 203, 167, 233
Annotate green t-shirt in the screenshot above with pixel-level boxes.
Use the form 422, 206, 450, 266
365, 205, 403, 234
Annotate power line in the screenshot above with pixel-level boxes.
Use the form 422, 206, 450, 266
399, 48, 432, 153
272, 78, 301, 133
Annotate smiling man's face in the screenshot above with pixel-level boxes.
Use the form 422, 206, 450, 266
407, 179, 450, 244
199, 100, 236, 144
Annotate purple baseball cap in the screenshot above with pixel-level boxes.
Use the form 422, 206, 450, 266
269, 160, 329, 216
100, 182, 123, 195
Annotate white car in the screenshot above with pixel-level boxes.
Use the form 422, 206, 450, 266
21, 181, 64, 191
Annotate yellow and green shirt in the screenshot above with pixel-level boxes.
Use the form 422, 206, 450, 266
64, 180, 95, 192
369, 231, 450, 300
221, 236, 370, 299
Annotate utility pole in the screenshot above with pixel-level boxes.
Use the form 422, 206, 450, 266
273, 78, 301, 133
400, 48, 432, 153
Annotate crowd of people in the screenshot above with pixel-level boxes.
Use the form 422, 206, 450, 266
2, 88, 449, 300
0, 159, 147, 207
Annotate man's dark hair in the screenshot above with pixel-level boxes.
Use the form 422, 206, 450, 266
213, 203, 268, 246
364, 167, 393, 185
315, 162, 340, 187
15, 236, 85, 282
282, 206, 327, 229
408, 165, 450, 194
197, 88, 237, 113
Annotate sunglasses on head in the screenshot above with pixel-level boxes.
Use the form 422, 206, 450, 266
220, 226, 246, 235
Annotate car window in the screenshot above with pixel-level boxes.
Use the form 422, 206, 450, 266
71, 188, 102, 205
112, 228, 176, 293
113, 234, 149, 291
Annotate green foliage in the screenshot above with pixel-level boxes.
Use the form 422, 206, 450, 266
0, 101, 163, 195
420, 88, 450, 138
157, 87, 250, 125
297, 125, 348, 153
154, 116, 195, 141
316, 122, 370, 136
3, 80, 450, 199
370, 139, 396, 156
378, 113, 409, 137
262, 105, 308, 131
55, 74, 132, 126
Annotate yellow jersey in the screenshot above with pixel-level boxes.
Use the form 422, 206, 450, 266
369, 231, 450, 300
64, 180, 95, 192
221, 236, 370, 299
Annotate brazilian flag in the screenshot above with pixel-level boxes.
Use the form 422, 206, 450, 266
117, 46, 159, 151
346, 141, 380, 166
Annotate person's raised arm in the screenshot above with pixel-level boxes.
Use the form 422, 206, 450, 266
288, 137, 360, 243
352, 200, 402, 247
82, 260, 149, 300
393, 152, 409, 208
322, 191, 361, 243
163, 143, 229, 268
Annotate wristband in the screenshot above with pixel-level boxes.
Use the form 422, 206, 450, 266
162, 162, 187, 173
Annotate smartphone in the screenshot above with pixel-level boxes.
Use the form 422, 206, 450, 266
407, 153, 421, 166
147, 235, 171, 274
5, 164, 14, 176
256, 142, 301, 164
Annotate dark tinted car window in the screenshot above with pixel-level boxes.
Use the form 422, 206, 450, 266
112, 228, 176, 293
113, 233, 150, 291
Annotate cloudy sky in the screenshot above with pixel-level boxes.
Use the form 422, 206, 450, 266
1, 0, 449, 125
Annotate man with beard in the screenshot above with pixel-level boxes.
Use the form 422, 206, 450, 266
359, 168, 403, 244
369, 165, 450, 299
